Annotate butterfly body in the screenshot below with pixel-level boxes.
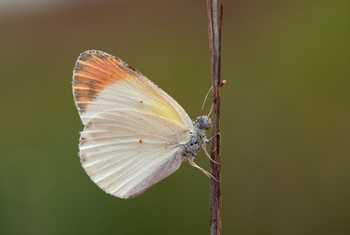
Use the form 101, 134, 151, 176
182, 116, 211, 159
72, 50, 212, 199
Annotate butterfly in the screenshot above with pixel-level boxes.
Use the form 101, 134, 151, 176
72, 50, 216, 199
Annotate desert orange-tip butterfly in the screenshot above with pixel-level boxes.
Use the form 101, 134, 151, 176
72, 50, 215, 199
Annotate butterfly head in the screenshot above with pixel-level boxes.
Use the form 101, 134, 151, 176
194, 115, 212, 130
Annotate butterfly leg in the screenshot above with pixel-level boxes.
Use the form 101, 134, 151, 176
188, 159, 218, 182
202, 144, 220, 165
204, 132, 221, 144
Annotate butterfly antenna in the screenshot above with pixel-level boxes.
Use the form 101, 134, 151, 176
201, 86, 213, 113
203, 80, 227, 116
207, 103, 214, 117
188, 159, 218, 182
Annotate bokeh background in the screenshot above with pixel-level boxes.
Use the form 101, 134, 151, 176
1, 0, 349, 234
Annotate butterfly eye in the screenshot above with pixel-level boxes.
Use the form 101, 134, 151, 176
195, 116, 211, 130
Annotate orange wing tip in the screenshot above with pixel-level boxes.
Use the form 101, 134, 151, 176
73, 50, 141, 76
73, 50, 113, 74
72, 50, 143, 113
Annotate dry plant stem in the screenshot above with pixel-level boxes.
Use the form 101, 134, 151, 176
207, 0, 223, 235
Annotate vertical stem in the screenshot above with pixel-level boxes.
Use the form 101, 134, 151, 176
207, 1, 223, 235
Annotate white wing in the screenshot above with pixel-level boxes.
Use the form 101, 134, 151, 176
80, 110, 189, 198
72, 50, 194, 198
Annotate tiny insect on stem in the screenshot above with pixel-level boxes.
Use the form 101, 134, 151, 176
220, 79, 227, 87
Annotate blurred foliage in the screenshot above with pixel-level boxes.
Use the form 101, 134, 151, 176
0, 0, 349, 234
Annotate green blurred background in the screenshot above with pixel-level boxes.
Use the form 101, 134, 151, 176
1, 0, 349, 234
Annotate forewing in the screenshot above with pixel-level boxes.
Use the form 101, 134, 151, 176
80, 110, 189, 199
72, 50, 193, 128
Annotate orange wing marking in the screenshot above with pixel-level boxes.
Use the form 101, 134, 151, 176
72, 50, 134, 112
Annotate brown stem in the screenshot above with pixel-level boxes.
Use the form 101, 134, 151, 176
207, 0, 223, 235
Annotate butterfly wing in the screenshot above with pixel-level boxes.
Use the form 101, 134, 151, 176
72, 50, 193, 198
72, 50, 193, 128
80, 110, 188, 198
